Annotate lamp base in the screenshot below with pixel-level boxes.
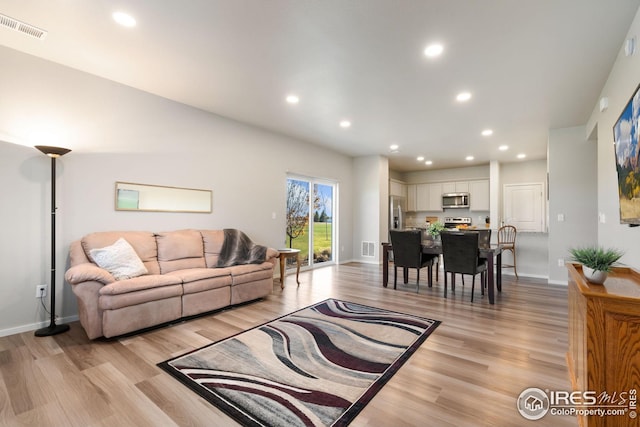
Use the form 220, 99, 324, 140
35, 322, 70, 337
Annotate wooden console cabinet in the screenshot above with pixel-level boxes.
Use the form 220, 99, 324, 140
567, 263, 640, 427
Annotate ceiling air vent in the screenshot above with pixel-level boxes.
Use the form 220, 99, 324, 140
0, 13, 47, 40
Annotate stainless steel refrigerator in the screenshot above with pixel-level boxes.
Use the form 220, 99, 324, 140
389, 196, 406, 231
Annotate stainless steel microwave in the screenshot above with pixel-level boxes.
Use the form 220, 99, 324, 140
442, 192, 469, 209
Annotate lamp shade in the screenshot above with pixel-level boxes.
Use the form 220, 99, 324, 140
35, 145, 71, 157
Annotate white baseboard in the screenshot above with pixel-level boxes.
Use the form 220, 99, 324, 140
352, 259, 380, 265
0, 314, 79, 338
547, 279, 568, 286
504, 272, 548, 280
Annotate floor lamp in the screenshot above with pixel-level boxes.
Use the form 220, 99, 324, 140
35, 145, 71, 337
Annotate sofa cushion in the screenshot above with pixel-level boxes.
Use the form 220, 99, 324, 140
200, 229, 225, 268
229, 262, 275, 285
82, 231, 160, 274
156, 229, 206, 273
165, 267, 231, 283
166, 268, 233, 294
89, 238, 148, 281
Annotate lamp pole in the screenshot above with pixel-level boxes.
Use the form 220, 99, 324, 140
35, 145, 71, 337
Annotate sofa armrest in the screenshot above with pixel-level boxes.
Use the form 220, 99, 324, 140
70, 281, 105, 339
65, 263, 115, 285
265, 247, 279, 266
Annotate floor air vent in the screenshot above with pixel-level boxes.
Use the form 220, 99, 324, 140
361, 241, 375, 257
0, 14, 47, 40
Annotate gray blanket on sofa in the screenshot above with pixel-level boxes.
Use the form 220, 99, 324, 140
216, 229, 268, 267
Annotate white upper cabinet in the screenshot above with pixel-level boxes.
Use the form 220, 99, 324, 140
441, 182, 455, 194
407, 184, 417, 211
442, 181, 469, 193
415, 184, 430, 211
389, 180, 407, 198
402, 179, 487, 212
469, 180, 489, 211
427, 183, 443, 211
455, 181, 469, 193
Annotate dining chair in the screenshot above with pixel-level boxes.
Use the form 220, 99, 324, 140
498, 225, 518, 279
441, 231, 488, 302
477, 229, 492, 290
477, 229, 492, 248
389, 230, 438, 292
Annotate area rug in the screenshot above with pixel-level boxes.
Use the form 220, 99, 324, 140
158, 298, 440, 426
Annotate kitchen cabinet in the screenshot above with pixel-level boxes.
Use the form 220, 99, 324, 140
455, 181, 469, 193
469, 180, 489, 211
407, 184, 417, 211
441, 182, 455, 194
442, 181, 469, 193
427, 183, 443, 211
406, 179, 486, 212
389, 180, 407, 198
415, 183, 430, 211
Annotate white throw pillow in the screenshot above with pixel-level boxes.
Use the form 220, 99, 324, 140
89, 238, 148, 281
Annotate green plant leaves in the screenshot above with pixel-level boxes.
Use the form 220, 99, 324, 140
568, 246, 624, 272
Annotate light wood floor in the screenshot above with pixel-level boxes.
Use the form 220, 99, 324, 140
0, 263, 577, 427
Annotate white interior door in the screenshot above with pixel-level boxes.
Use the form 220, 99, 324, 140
503, 183, 545, 232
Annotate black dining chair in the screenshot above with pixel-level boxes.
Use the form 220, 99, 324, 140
477, 229, 492, 248
476, 228, 492, 292
389, 230, 438, 292
441, 231, 488, 302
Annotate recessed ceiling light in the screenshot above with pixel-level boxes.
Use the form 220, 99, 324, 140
517, 153, 526, 159
417, 156, 425, 161
424, 43, 444, 58
425, 160, 433, 166
465, 155, 474, 161
456, 92, 472, 102
389, 144, 399, 151
481, 129, 493, 136
340, 120, 351, 128
286, 94, 299, 104
499, 145, 509, 151
113, 11, 136, 27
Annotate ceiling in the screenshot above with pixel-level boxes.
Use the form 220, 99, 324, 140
1, 1, 639, 172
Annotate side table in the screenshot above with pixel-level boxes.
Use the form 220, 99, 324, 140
277, 248, 301, 289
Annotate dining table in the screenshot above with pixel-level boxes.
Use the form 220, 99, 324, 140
381, 240, 503, 304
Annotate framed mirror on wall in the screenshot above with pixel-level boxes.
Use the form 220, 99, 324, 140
115, 181, 212, 213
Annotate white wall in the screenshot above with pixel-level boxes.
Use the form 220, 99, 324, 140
547, 126, 598, 283
587, 7, 640, 271
0, 46, 355, 335
352, 155, 388, 264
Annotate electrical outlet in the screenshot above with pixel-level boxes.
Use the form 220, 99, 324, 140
36, 284, 47, 298
558, 258, 565, 267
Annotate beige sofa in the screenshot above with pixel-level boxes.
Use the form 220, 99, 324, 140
65, 229, 278, 339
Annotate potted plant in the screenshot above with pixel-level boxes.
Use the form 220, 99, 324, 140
568, 246, 623, 284
426, 221, 445, 239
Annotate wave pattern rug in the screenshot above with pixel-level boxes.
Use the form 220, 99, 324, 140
158, 298, 440, 426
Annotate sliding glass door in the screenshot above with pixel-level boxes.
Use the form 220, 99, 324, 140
285, 176, 336, 269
